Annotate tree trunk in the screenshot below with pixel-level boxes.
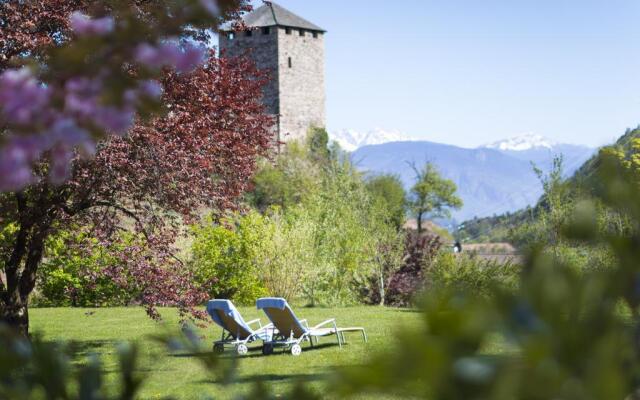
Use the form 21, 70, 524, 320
379, 273, 385, 306
378, 258, 385, 306
0, 298, 29, 337
417, 211, 424, 234
1, 194, 49, 337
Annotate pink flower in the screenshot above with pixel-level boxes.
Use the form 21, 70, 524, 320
0, 68, 50, 125
49, 144, 73, 184
70, 11, 114, 36
135, 42, 205, 74
0, 137, 41, 191
175, 45, 205, 74
48, 118, 90, 145
139, 80, 163, 99
93, 106, 135, 134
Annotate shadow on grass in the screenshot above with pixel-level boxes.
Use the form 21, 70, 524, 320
391, 308, 421, 313
198, 372, 329, 385
66, 339, 117, 359
171, 342, 342, 360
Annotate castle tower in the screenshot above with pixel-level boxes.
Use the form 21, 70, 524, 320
219, 1, 326, 142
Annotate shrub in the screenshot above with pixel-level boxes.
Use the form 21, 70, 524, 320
34, 230, 136, 307
257, 208, 316, 301
427, 252, 520, 297
190, 212, 268, 305
383, 232, 442, 307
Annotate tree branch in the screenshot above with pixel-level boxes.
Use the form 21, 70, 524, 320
93, 201, 146, 231
91, 201, 185, 267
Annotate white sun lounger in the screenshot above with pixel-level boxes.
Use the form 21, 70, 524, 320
256, 297, 367, 356
206, 299, 273, 355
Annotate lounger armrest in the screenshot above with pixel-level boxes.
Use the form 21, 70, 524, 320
312, 318, 336, 330
255, 323, 273, 332
246, 319, 262, 329
300, 319, 309, 328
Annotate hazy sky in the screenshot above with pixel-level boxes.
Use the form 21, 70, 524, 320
243, 1, 640, 148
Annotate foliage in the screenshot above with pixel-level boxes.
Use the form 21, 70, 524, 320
458, 127, 640, 246
254, 209, 317, 301
33, 230, 135, 307
408, 162, 463, 233
190, 212, 268, 305
249, 141, 321, 212
300, 156, 401, 306
365, 174, 407, 230
456, 210, 530, 244
0, 51, 274, 335
330, 141, 640, 399
0, 324, 145, 399
246, 134, 405, 306
428, 252, 520, 298
307, 126, 331, 163
382, 232, 442, 307
0, 0, 250, 190
9, 147, 640, 400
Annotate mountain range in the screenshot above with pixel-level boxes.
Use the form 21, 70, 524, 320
330, 130, 596, 222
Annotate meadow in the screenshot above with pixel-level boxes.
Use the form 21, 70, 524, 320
30, 306, 423, 399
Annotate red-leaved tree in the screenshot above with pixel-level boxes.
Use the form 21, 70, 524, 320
0, 53, 274, 336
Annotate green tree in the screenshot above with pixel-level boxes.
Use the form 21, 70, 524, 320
408, 162, 463, 233
365, 174, 407, 230
249, 141, 320, 211
307, 127, 331, 163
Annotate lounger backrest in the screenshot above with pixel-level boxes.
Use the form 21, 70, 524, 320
256, 297, 307, 338
206, 300, 253, 340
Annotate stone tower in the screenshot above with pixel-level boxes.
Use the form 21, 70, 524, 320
219, 1, 326, 143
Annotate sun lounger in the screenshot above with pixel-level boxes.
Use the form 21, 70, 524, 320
206, 299, 273, 355
256, 297, 367, 356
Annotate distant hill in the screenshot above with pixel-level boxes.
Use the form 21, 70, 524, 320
457, 127, 640, 244
350, 134, 595, 221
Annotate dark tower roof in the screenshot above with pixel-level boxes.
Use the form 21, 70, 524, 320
223, 1, 325, 32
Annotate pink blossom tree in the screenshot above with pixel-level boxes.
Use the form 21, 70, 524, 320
0, 1, 275, 336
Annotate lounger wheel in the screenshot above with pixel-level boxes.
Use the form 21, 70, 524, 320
236, 344, 248, 355
213, 343, 224, 354
262, 343, 274, 355
291, 344, 302, 356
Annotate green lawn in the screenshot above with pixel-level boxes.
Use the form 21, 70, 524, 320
30, 306, 423, 399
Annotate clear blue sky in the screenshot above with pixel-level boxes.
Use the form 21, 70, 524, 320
245, 1, 640, 148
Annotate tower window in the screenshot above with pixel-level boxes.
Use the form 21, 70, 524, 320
299, 29, 305, 37
288, 57, 292, 68
262, 27, 270, 35
285, 27, 292, 35
227, 32, 235, 40
312, 32, 318, 38
245, 30, 252, 37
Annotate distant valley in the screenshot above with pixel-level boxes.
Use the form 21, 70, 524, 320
331, 130, 596, 222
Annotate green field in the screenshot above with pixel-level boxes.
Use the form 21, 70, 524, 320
30, 306, 422, 399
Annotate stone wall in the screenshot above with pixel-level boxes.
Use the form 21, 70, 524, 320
220, 26, 326, 143
219, 28, 279, 116
277, 27, 325, 142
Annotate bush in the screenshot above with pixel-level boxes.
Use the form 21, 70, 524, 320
247, 135, 406, 307
383, 232, 442, 307
34, 230, 136, 307
190, 212, 268, 305
427, 252, 520, 297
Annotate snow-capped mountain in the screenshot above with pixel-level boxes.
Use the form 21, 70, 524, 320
330, 128, 412, 152
484, 134, 557, 151
351, 134, 596, 221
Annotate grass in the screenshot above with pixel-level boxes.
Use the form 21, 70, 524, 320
30, 306, 423, 399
